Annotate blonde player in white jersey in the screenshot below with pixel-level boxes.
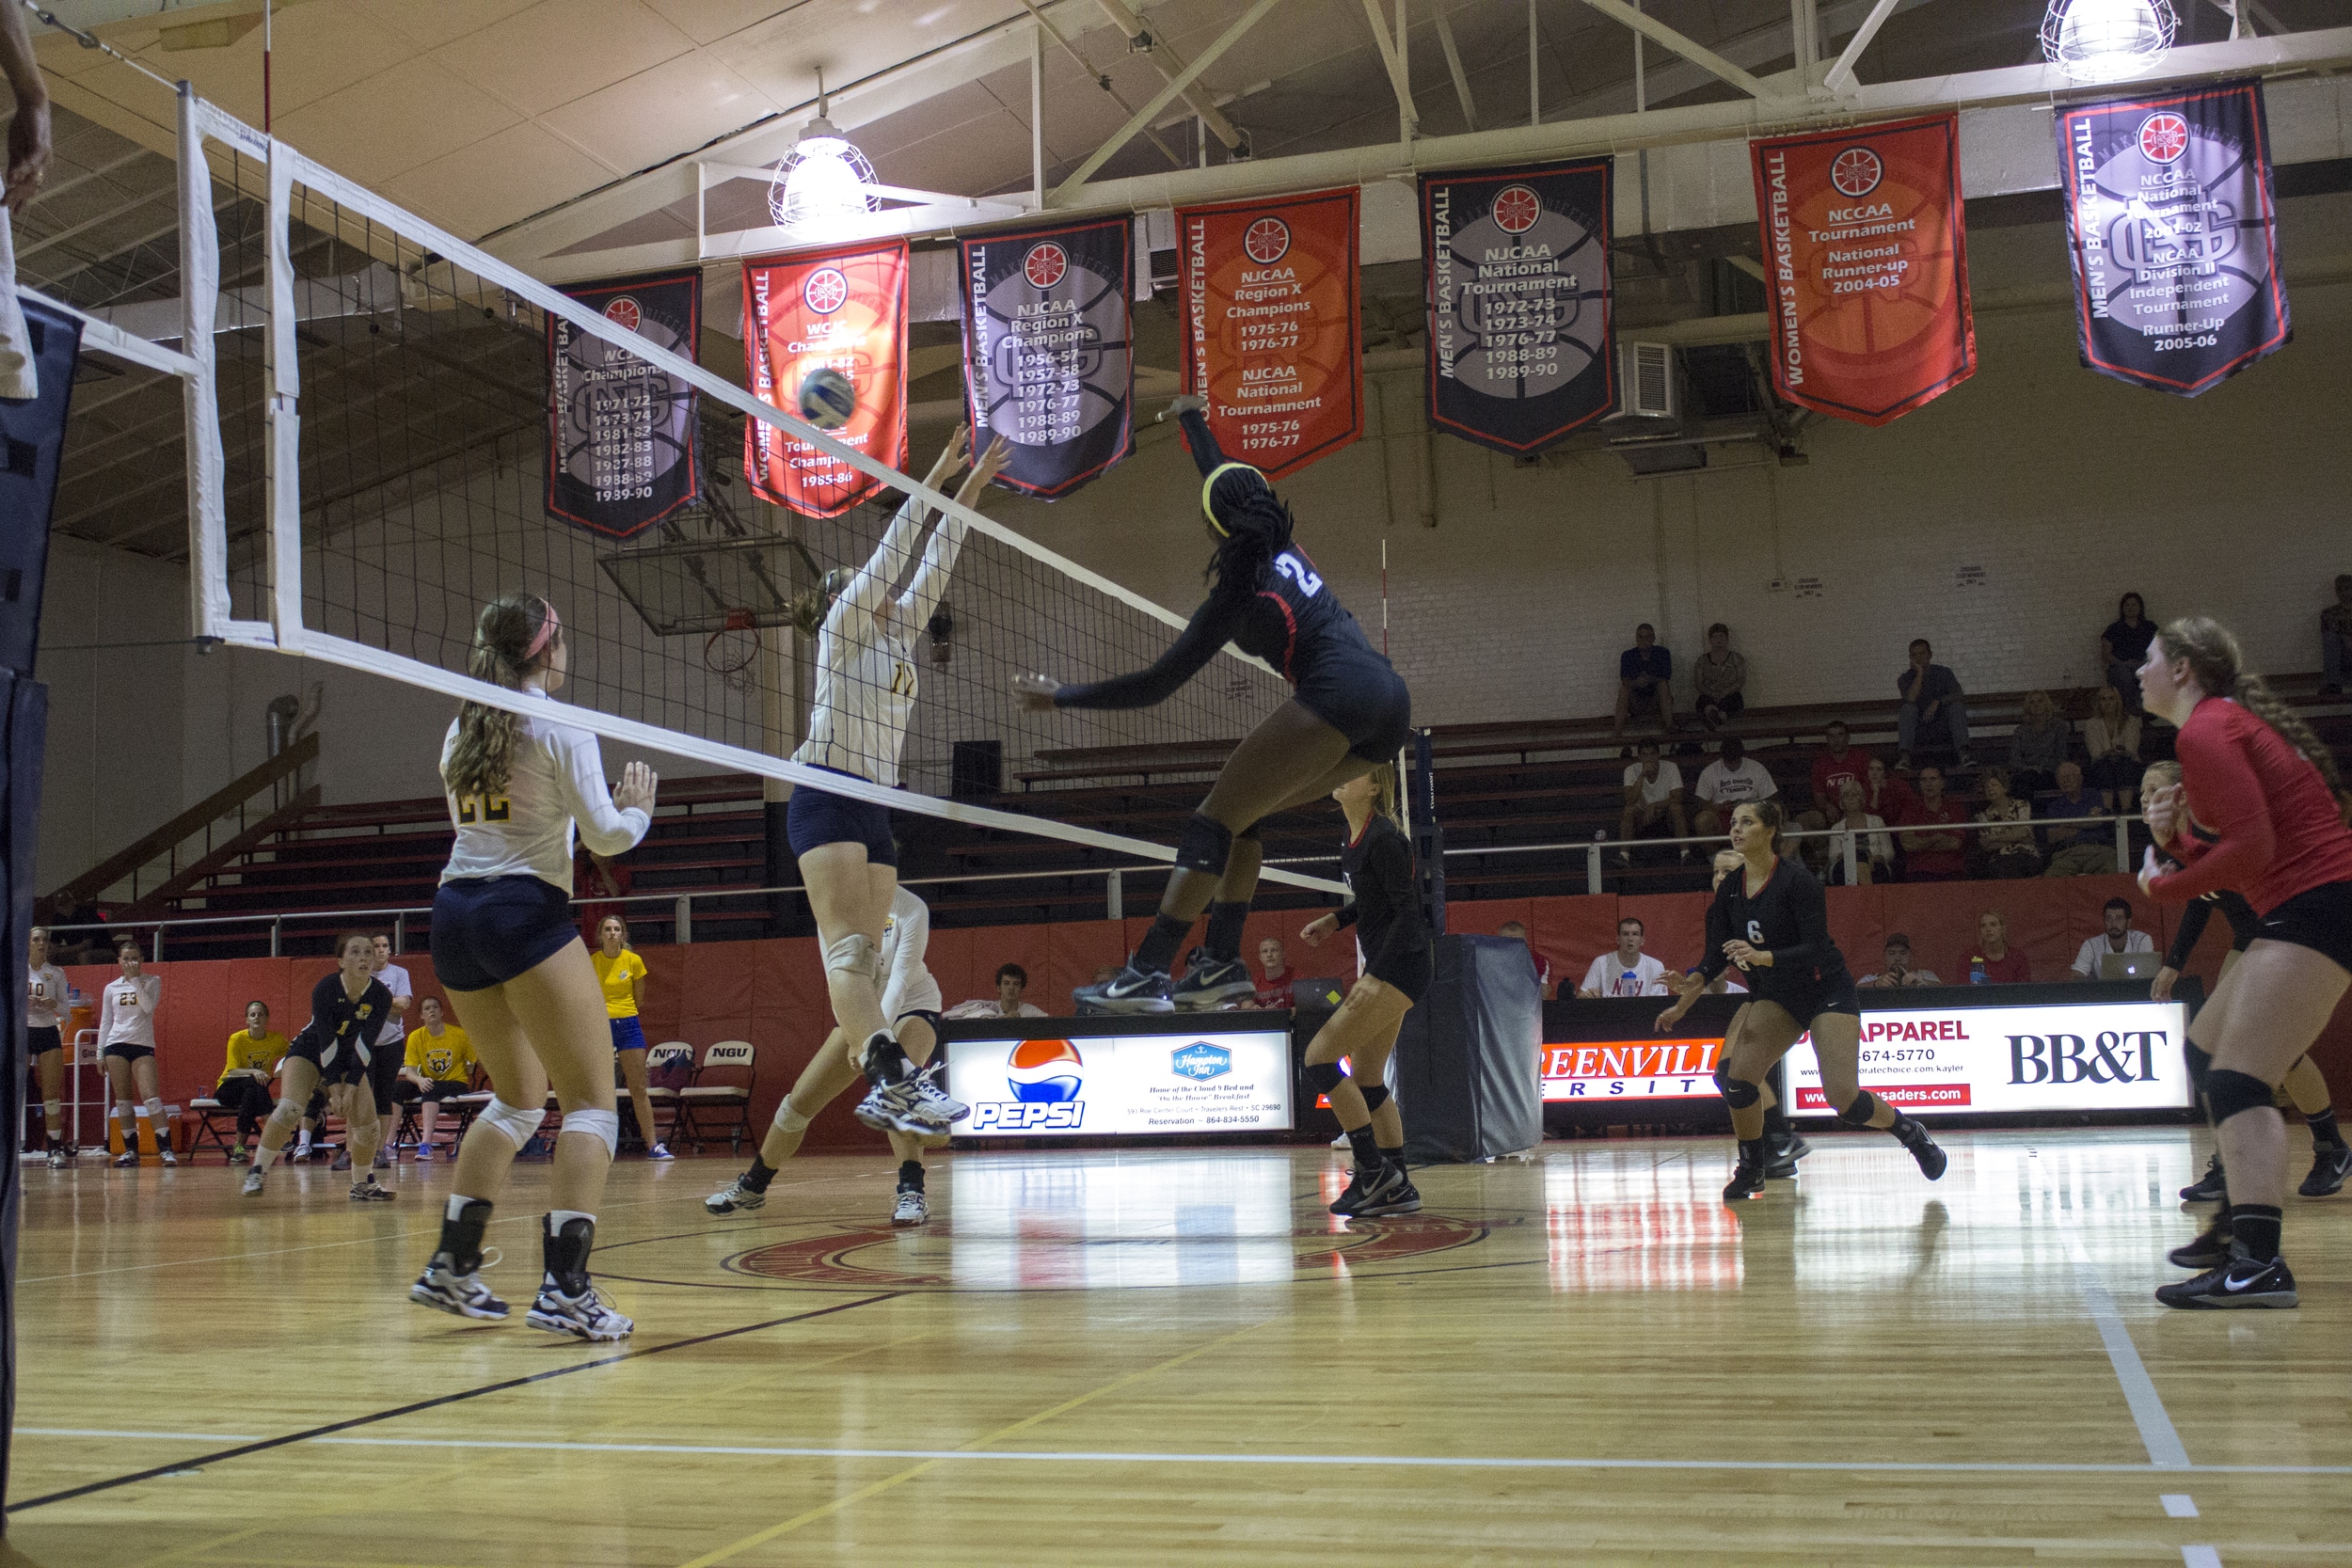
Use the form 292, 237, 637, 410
26, 927, 72, 1165
787, 426, 1006, 1139
706, 884, 948, 1225
405, 592, 657, 1342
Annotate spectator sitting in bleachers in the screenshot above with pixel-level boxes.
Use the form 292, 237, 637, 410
2070, 896, 2153, 979
1692, 736, 1775, 838
1963, 910, 2031, 984
1613, 623, 1675, 738
946, 962, 1049, 1020
2100, 592, 2155, 710
1498, 920, 1552, 994
2040, 761, 2113, 878
1896, 638, 1971, 771
1827, 777, 1894, 886
2083, 684, 2143, 813
1973, 768, 2042, 879
1861, 752, 1915, 826
1692, 623, 1746, 730
2006, 689, 2071, 797
1808, 720, 1867, 812
2323, 573, 2352, 696
215, 1000, 289, 1165
397, 996, 476, 1159
1858, 933, 1940, 987
1617, 736, 1692, 864
1576, 917, 1669, 998
1253, 937, 1293, 1007
1896, 764, 1969, 882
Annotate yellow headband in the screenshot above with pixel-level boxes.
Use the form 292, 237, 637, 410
1200, 461, 1264, 534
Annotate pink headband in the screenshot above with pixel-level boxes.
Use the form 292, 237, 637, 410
525, 601, 561, 662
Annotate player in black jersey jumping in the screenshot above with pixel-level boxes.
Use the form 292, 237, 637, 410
1658, 801, 1947, 1200
1297, 766, 1431, 1217
1017, 396, 1412, 1015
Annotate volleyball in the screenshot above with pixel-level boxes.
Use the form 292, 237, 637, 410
797, 367, 856, 431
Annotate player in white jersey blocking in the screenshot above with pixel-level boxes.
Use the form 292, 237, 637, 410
406, 594, 656, 1341
787, 427, 1006, 1140
707, 885, 948, 1226
26, 927, 71, 1165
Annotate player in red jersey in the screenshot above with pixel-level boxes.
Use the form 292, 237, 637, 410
2136, 617, 2352, 1310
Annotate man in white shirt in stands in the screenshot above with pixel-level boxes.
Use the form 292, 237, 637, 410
2070, 897, 2154, 979
1616, 737, 1692, 865
1692, 736, 1778, 838
1577, 917, 1669, 998
944, 962, 1049, 1020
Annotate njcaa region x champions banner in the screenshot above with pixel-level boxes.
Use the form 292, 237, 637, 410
1420, 159, 1614, 454
545, 270, 701, 538
1175, 188, 1361, 481
1750, 113, 1975, 425
743, 240, 909, 518
961, 219, 1134, 499
2057, 79, 2290, 397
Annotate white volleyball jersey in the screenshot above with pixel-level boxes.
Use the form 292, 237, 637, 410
879, 886, 943, 1022
439, 686, 649, 893
26, 963, 68, 1031
100, 974, 159, 1049
793, 494, 967, 788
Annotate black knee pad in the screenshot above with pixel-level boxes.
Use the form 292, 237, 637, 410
2205, 1068, 2277, 1126
1175, 812, 1237, 875
1712, 1065, 1760, 1110
1304, 1061, 1344, 1095
1360, 1085, 1390, 1114
1838, 1090, 1883, 1128
2184, 1042, 2214, 1098
1235, 821, 1262, 844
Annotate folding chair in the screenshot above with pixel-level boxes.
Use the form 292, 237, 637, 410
620, 1042, 692, 1152
676, 1041, 755, 1155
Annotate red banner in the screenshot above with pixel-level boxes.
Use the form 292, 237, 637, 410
1175, 187, 1361, 479
742, 240, 908, 518
1751, 114, 1975, 426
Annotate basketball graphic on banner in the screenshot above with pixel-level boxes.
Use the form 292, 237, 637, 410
2137, 112, 2189, 163
603, 296, 642, 332
803, 267, 849, 314
1492, 185, 1542, 234
1243, 217, 1290, 264
1831, 147, 1883, 197
1023, 244, 1068, 289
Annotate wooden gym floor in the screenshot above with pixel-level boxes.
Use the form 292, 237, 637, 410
5, 1129, 2347, 1567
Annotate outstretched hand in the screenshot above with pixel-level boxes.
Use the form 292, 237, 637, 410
1012, 673, 1062, 713
612, 760, 660, 815
1300, 912, 1339, 946
924, 425, 972, 490
957, 436, 1012, 505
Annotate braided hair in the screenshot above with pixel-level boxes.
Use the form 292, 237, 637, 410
1201, 467, 1295, 585
2155, 615, 2350, 819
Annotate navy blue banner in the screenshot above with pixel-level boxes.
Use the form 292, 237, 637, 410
961, 218, 1134, 499
1420, 159, 1614, 453
2056, 79, 2289, 398
546, 270, 702, 537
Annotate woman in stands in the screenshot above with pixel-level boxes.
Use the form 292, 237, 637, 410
789, 427, 1006, 1141
1296, 765, 1429, 1217
1703, 848, 1807, 1180
1019, 396, 1414, 1015
215, 999, 288, 1164
244, 932, 395, 1199
1656, 800, 1946, 1201
98, 936, 171, 1167
26, 927, 70, 1166
707, 884, 947, 1227
593, 916, 669, 1160
404, 592, 657, 1341
2129, 627, 2352, 1312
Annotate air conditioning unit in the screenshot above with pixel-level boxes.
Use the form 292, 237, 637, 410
1619, 341, 1677, 420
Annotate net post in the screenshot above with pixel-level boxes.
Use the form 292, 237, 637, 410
1844, 827, 1858, 884
392, 912, 404, 956
270, 918, 280, 959
262, 134, 305, 653
675, 895, 693, 945
2114, 815, 2130, 874
1106, 868, 1124, 921
176, 82, 232, 640
1587, 836, 1603, 896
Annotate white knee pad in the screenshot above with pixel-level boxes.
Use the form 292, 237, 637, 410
267, 1098, 303, 1131
772, 1100, 811, 1135
824, 931, 881, 986
561, 1106, 620, 1159
479, 1097, 543, 1149
143, 1097, 165, 1120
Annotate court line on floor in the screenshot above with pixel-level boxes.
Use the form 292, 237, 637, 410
5, 1291, 901, 1514
2066, 1231, 2192, 1470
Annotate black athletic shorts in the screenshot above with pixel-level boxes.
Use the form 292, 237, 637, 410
1370, 942, 1434, 1005
2257, 879, 2352, 974
1752, 971, 1861, 1026
432, 875, 577, 992
287, 1027, 372, 1088
101, 1042, 153, 1064
393, 1080, 466, 1103
1295, 648, 1413, 764
786, 768, 898, 866
27, 1025, 60, 1056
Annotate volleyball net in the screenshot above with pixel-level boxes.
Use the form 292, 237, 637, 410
159, 92, 1335, 893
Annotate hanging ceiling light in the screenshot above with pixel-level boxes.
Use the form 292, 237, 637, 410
2041, 0, 2178, 84
769, 71, 878, 230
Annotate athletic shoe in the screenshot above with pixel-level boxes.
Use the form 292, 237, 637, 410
1073, 962, 1175, 1015
1359, 1174, 1422, 1217
2169, 1213, 2232, 1270
1172, 953, 1258, 1011
45, 1148, 64, 1169
1723, 1157, 1769, 1202
648, 1144, 674, 1162
414, 1144, 435, 1163
1893, 1118, 1948, 1181
2180, 1154, 2228, 1203
228, 1146, 249, 1165
1329, 1132, 1351, 1148
1330, 1163, 1406, 1217
373, 1148, 393, 1170
2298, 1143, 2352, 1198
409, 1257, 509, 1322
904, 1074, 967, 1127
527, 1283, 634, 1341
350, 1180, 395, 1201
242, 1168, 265, 1196
856, 1074, 967, 1135
705, 1177, 766, 1215
330, 1148, 352, 1172
159, 1148, 176, 1167
2155, 1245, 2297, 1310
112, 1149, 137, 1169
1765, 1129, 1809, 1179
892, 1187, 930, 1227
294, 1145, 314, 1164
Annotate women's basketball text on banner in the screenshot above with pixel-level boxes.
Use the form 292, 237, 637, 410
961, 219, 1135, 499
2056, 78, 2290, 398
1175, 188, 1362, 481
546, 270, 701, 538
742, 240, 910, 518
1749, 114, 1975, 426
1420, 159, 1614, 453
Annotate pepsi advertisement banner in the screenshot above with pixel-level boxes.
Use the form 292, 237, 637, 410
960, 218, 1135, 499
546, 270, 701, 538
944, 1028, 1292, 1138
1420, 158, 1614, 453
743, 240, 910, 518
2056, 78, 2290, 397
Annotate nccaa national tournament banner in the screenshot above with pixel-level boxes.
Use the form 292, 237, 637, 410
1750, 113, 1975, 425
1175, 188, 1361, 480
546, 270, 701, 538
742, 240, 909, 518
2056, 78, 2289, 397
961, 218, 1134, 499
1420, 159, 1613, 453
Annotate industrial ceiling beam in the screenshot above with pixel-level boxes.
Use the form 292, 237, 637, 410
1435, 6, 1479, 131
1356, 0, 1419, 133
1822, 0, 1903, 94
1094, 0, 1246, 150
1576, 0, 1777, 100
1048, 0, 1283, 201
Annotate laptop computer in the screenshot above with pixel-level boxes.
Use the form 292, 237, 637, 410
2100, 952, 2159, 981
1290, 976, 1344, 1010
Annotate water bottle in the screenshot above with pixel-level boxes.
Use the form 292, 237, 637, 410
1970, 958, 1987, 986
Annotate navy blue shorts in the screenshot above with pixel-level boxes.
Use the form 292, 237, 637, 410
432, 876, 579, 993
610, 1016, 647, 1054
1295, 648, 1413, 764
787, 769, 898, 866
28, 1025, 59, 1056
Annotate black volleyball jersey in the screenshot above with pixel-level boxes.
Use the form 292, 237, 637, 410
296, 972, 395, 1071
1695, 855, 1853, 1005
2164, 888, 2261, 968
1334, 815, 1429, 976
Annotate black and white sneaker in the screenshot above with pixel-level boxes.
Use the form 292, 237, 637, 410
854, 1073, 968, 1135
1172, 953, 1257, 1010
527, 1282, 634, 1340
2169, 1212, 2232, 1270
2298, 1143, 2351, 1197
1723, 1156, 1769, 1202
705, 1177, 767, 1214
350, 1180, 395, 1202
1329, 1163, 1406, 1217
1073, 962, 1175, 1015
1359, 1170, 1422, 1217
892, 1187, 929, 1227
904, 1073, 968, 1128
46, 1148, 64, 1169
2180, 1154, 2228, 1203
1893, 1118, 1948, 1181
410, 1255, 509, 1321
1765, 1129, 1809, 1179
2155, 1245, 2297, 1310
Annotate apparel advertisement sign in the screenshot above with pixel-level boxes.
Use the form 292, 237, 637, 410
545, 270, 701, 538
742, 240, 909, 519
1749, 113, 1976, 425
1175, 187, 1362, 480
960, 218, 1135, 498
1420, 158, 1614, 453
945, 1029, 1292, 1137
2056, 78, 2289, 397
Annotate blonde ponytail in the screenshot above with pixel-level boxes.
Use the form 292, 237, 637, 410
445, 593, 558, 800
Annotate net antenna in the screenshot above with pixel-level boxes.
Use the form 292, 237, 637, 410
167, 89, 1337, 895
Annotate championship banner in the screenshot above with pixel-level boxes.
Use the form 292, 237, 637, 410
1419, 159, 1613, 453
1750, 113, 1975, 425
545, 270, 700, 538
742, 240, 909, 518
1175, 188, 1361, 480
2056, 79, 2290, 397
961, 218, 1134, 499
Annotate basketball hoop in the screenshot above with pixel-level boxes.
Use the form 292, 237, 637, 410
703, 608, 762, 690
